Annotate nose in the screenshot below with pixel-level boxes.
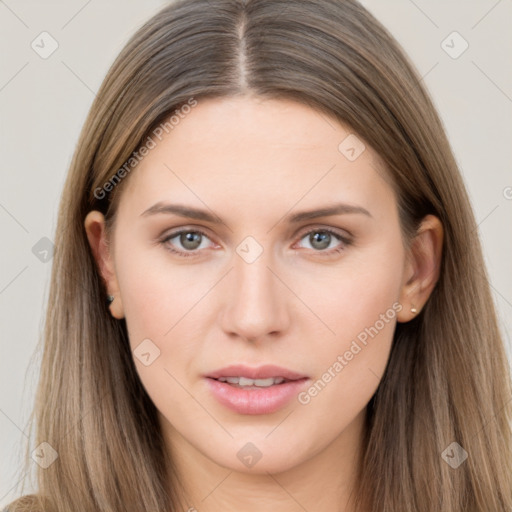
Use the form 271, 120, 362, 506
219, 249, 291, 343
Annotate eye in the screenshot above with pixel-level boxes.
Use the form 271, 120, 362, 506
160, 226, 352, 259
294, 227, 351, 255
160, 229, 215, 257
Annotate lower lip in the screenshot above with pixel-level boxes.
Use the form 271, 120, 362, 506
205, 377, 309, 415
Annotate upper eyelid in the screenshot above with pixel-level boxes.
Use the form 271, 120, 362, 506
295, 224, 352, 239
161, 226, 216, 243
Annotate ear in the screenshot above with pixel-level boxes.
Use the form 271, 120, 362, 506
396, 214, 443, 323
84, 211, 125, 319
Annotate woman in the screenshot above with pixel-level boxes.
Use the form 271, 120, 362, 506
6, 0, 512, 510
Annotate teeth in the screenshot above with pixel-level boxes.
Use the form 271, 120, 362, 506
217, 376, 286, 387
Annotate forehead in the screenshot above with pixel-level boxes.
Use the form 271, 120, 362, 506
118, 96, 393, 220
144, 96, 364, 159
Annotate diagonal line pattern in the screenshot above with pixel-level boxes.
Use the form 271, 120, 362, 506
0, 266, 29, 295
471, 204, 500, 234
367, 367, 381, 382
468, 395, 512, 444
405, 61, 439, 98
266, 164, 337, 234
0, 202, 29, 233
60, 387, 111, 440
266, 266, 336, 336
489, 282, 512, 310
2, 0, 510, 506
61, 0, 93, 30
0, 408, 29, 439
163, 163, 233, 232
0, 62, 29, 93
265, 410, 294, 438
471, 0, 503, 30
265, 472, 311, 511
472, 61, 512, 105
406, 0, 439, 29
0, 469, 30, 503
163, 268, 234, 337
61, 61, 96, 95
0, 0, 29, 28
200, 470, 233, 502
162, 367, 233, 438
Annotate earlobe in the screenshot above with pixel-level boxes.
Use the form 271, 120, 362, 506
84, 210, 125, 319
397, 214, 444, 323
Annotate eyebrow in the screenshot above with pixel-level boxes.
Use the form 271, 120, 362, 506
140, 201, 372, 224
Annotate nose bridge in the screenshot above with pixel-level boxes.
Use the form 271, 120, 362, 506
221, 241, 288, 340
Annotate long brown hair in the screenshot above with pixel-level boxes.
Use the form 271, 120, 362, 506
7, 0, 512, 510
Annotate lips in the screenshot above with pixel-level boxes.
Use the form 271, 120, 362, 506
204, 364, 310, 415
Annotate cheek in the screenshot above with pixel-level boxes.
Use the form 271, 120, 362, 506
292, 248, 403, 428
113, 241, 218, 394
114, 253, 206, 413
302, 280, 398, 392
114, 237, 204, 343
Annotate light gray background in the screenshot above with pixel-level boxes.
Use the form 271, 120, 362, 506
1, 0, 511, 506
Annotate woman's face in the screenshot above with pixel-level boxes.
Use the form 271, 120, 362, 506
94, 96, 415, 474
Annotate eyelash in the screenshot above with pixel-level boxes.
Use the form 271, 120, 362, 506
159, 227, 352, 259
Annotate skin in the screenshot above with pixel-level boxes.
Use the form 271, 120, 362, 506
85, 95, 443, 512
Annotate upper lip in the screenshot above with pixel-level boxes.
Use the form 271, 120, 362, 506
205, 364, 308, 381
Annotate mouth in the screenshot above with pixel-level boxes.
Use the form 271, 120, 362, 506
210, 376, 296, 388
204, 365, 310, 415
